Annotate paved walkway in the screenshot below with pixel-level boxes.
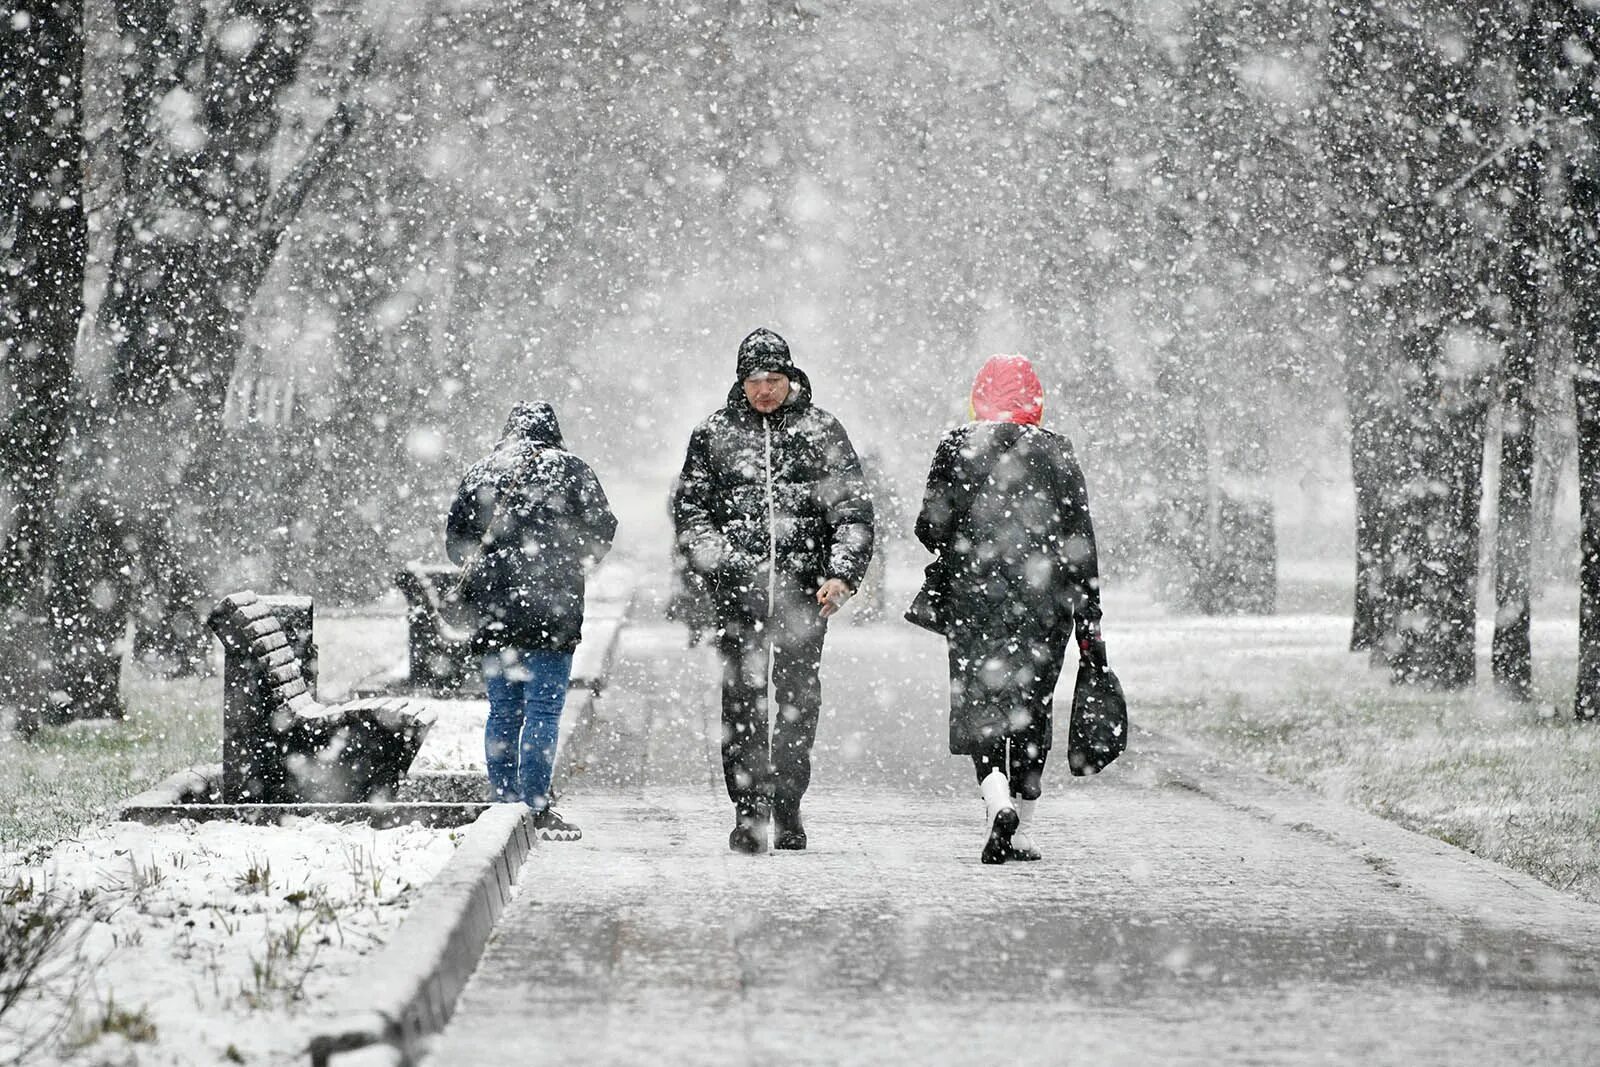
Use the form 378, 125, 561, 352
424, 622, 1600, 1065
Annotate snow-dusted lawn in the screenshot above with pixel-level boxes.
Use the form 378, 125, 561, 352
1, 816, 459, 1066
0, 676, 217, 855
0, 607, 411, 854
1114, 579, 1600, 904
0, 605, 474, 1066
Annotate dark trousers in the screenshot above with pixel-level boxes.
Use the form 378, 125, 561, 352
971, 738, 1048, 800
717, 597, 827, 822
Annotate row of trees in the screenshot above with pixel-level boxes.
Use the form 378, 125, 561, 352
1324, 1, 1600, 713
2, 0, 362, 725
7, 0, 1600, 729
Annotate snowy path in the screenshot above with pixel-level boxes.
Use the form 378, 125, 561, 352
423, 621, 1600, 1065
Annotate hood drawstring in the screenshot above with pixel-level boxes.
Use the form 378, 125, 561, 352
765, 419, 777, 619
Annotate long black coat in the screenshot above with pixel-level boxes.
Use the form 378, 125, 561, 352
674, 368, 874, 621
446, 403, 616, 654
915, 421, 1101, 754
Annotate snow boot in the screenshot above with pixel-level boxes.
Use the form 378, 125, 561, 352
1007, 798, 1041, 861
774, 801, 806, 851
729, 805, 769, 854
980, 769, 1018, 865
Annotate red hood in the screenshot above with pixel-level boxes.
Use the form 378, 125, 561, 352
970, 355, 1043, 425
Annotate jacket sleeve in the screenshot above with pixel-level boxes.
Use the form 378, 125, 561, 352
445, 474, 495, 565
914, 430, 967, 553
1054, 437, 1102, 623
672, 423, 729, 578
571, 459, 618, 568
818, 418, 875, 590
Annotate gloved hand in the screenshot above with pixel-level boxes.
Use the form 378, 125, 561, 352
1077, 619, 1108, 669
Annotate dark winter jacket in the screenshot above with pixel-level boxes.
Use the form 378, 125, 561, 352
674, 366, 875, 620
916, 421, 1101, 752
446, 403, 617, 654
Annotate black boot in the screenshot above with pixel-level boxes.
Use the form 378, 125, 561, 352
729, 805, 768, 854
773, 801, 806, 851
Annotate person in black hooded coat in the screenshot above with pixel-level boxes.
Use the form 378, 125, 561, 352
447, 402, 616, 840
674, 328, 875, 853
916, 355, 1103, 864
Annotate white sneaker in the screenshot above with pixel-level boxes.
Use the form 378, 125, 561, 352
1008, 798, 1041, 861
980, 769, 1017, 864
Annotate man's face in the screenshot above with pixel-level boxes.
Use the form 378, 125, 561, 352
743, 372, 791, 414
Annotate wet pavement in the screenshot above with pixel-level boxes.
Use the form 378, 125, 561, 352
424, 621, 1600, 1065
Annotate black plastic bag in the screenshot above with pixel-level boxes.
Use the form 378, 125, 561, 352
903, 554, 951, 635
1067, 656, 1127, 775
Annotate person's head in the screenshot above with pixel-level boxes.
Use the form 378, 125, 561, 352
735, 328, 800, 413
969, 355, 1044, 425
500, 401, 564, 448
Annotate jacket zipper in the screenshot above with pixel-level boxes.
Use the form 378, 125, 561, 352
764, 418, 777, 619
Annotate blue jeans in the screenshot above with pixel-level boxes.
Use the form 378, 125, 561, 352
483, 649, 574, 812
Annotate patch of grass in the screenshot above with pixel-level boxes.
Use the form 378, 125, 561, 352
2, 878, 101, 1059
0, 669, 215, 853
234, 856, 272, 896
239, 919, 319, 1011
69, 995, 157, 1047
1131, 603, 1600, 904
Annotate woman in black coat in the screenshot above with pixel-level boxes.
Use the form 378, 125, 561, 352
915, 355, 1103, 864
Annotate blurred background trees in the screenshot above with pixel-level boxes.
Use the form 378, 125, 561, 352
5, 0, 1600, 727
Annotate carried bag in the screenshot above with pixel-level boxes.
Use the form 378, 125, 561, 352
1067, 655, 1127, 775
903, 553, 952, 635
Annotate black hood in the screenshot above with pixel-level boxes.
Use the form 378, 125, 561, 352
735, 328, 799, 382
500, 401, 564, 448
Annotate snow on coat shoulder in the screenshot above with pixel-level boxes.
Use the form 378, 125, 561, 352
445, 402, 617, 654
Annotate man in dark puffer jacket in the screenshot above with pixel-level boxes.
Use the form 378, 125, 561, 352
674, 328, 875, 854
447, 402, 616, 841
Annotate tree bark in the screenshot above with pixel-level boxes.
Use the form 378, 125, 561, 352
1491, 179, 1541, 700
1387, 325, 1489, 690
1576, 366, 1600, 720
0, 0, 86, 599
1490, 3, 1550, 702
1562, 1, 1600, 720
0, 0, 87, 732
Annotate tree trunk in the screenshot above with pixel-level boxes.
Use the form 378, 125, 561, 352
1563, 2, 1600, 720
1491, 188, 1541, 700
1490, 5, 1550, 702
1576, 368, 1600, 720
1, 0, 86, 592
1347, 327, 1407, 657
0, 0, 87, 731
1388, 326, 1488, 690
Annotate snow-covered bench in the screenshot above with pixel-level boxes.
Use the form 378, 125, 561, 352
208, 591, 436, 804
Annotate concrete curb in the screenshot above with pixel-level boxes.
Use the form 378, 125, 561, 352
306, 803, 533, 1067
117, 763, 221, 810
305, 579, 634, 1065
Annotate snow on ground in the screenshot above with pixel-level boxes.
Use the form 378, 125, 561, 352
1, 817, 460, 1066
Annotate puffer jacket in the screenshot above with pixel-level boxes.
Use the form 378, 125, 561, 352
446, 402, 617, 653
673, 367, 874, 620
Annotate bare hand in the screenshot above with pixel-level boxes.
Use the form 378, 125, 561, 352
817, 579, 852, 618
